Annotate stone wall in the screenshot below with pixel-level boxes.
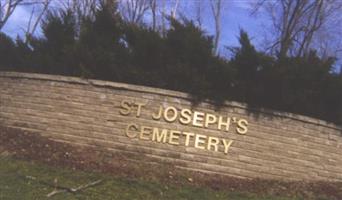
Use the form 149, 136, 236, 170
1, 72, 341, 181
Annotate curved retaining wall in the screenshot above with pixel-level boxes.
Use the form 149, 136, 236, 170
0, 72, 341, 181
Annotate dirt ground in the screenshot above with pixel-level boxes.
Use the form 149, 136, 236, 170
1, 125, 341, 199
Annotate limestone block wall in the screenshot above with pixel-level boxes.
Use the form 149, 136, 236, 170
0, 72, 341, 181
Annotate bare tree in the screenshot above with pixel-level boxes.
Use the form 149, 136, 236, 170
170, 0, 179, 19
160, 0, 166, 34
54, 0, 105, 37
1, 0, 49, 31
57, 0, 100, 21
118, 0, 149, 24
25, 0, 51, 41
0, 0, 24, 30
73, 0, 98, 19
195, 0, 203, 28
149, 0, 157, 30
253, 0, 342, 59
210, 0, 223, 55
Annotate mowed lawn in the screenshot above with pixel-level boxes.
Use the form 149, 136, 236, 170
0, 156, 311, 200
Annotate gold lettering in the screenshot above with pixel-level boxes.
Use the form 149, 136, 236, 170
207, 136, 219, 152
152, 128, 168, 143
164, 106, 178, 122
152, 106, 163, 120
140, 126, 152, 140
182, 132, 195, 146
205, 113, 217, 128
135, 102, 146, 118
168, 130, 180, 145
179, 109, 192, 125
237, 119, 248, 134
125, 123, 138, 138
120, 100, 131, 115
194, 134, 207, 149
222, 139, 233, 154
192, 111, 205, 127
218, 116, 231, 131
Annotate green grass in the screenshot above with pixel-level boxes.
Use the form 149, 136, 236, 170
0, 156, 299, 200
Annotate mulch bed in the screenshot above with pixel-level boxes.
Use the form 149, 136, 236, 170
1, 125, 341, 199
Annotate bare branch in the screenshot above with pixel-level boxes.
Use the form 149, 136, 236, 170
119, 0, 149, 24
0, 0, 24, 30
149, 0, 157, 30
25, 0, 51, 42
170, 0, 179, 19
253, 0, 342, 59
195, 0, 203, 28
210, 0, 223, 55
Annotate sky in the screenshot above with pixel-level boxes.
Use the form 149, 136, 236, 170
177, 0, 268, 56
1, 0, 340, 71
2, 5, 32, 37
1, 0, 266, 54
